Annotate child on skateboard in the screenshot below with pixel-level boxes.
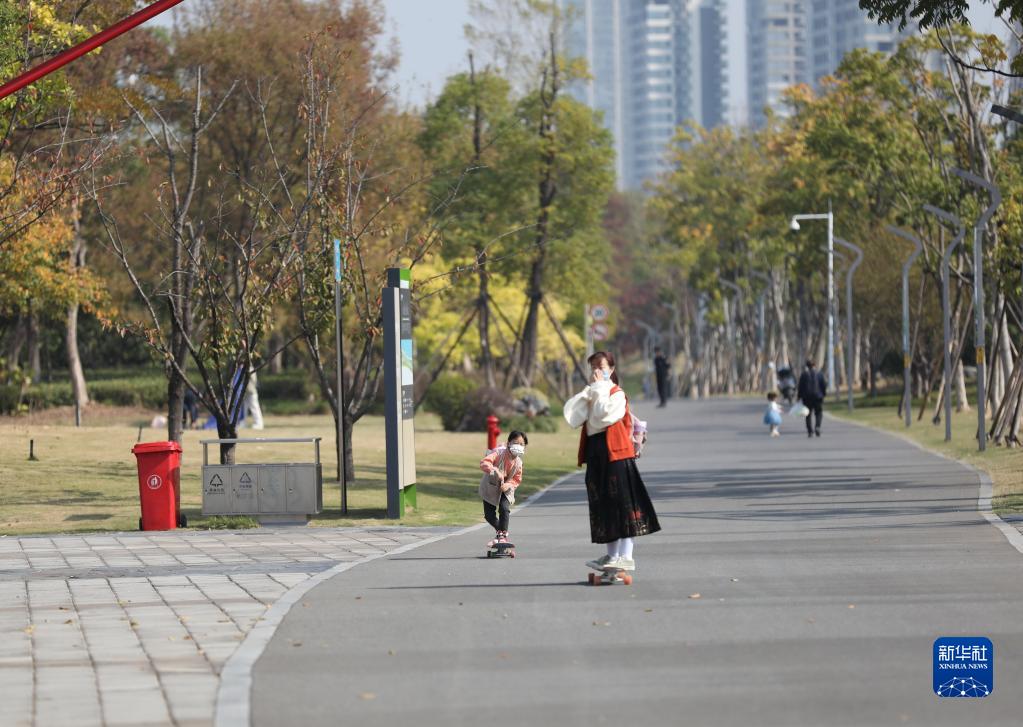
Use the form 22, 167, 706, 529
479, 431, 527, 547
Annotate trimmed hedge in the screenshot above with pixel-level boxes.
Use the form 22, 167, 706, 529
11, 369, 322, 414
422, 373, 477, 431
502, 413, 560, 434
17, 377, 167, 411
0, 384, 20, 415
260, 371, 317, 401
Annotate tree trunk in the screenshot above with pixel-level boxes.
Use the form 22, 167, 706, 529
469, 54, 496, 390
955, 359, 970, 413
516, 34, 558, 385
67, 207, 89, 408
343, 410, 355, 483
27, 306, 42, 384
478, 263, 496, 388
269, 330, 284, 374
7, 314, 27, 375
67, 303, 89, 407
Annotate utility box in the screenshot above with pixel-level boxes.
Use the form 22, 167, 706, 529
200, 438, 322, 524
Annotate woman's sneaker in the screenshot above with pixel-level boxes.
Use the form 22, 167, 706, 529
586, 554, 613, 571
487, 534, 500, 548
496, 531, 509, 544
615, 557, 635, 571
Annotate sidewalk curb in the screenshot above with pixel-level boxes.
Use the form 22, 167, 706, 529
213, 468, 581, 727
829, 413, 1023, 556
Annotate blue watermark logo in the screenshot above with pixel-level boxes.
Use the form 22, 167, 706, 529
933, 637, 993, 697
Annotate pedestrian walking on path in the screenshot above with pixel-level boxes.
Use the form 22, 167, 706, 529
654, 346, 670, 407
479, 431, 527, 546
564, 350, 660, 573
797, 358, 827, 437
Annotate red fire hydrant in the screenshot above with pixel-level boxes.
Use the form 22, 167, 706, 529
486, 414, 501, 451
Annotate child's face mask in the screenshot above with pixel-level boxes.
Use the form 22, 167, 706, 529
509, 444, 525, 458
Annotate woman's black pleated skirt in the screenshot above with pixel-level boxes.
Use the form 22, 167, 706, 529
584, 431, 661, 544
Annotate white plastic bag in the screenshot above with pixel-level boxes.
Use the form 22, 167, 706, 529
790, 403, 810, 418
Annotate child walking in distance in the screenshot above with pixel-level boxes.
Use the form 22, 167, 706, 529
564, 351, 660, 574
764, 391, 783, 437
479, 431, 527, 546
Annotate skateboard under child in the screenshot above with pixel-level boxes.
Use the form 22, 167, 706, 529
587, 564, 632, 586
486, 541, 516, 558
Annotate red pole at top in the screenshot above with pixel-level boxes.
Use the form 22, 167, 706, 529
0, 0, 187, 103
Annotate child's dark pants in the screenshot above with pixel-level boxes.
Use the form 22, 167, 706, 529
483, 493, 511, 532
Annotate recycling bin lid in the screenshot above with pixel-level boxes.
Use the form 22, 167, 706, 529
132, 441, 183, 454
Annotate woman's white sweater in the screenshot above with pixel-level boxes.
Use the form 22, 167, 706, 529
563, 380, 627, 435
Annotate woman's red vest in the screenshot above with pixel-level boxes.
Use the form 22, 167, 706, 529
577, 385, 635, 467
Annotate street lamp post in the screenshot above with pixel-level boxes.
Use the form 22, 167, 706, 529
790, 209, 835, 396
833, 238, 863, 411
952, 168, 1001, 452
886, 225, 924, 428
923, 204, 966, 443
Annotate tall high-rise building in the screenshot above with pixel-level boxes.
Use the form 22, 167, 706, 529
564, 0, 729, 190
746, 0, 808, 128
809, 0, 903, 81
746, 0, 906, 127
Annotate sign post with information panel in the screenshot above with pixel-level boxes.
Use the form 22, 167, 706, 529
383, 268, 417, 518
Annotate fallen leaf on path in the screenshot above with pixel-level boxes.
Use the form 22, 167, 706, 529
731, 578, 739, 582
359, 692, 376, 700
592, 621, 611, 627
848, 604, 855, 609
644, 609, 653, 613
689, 593, 701, 599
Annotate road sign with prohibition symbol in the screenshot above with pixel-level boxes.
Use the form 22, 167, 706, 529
591, 322, 609, 341
590, 304, 609, 322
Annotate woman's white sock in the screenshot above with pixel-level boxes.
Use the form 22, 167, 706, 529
606, 540, 619, 558
619, 537, 634, 559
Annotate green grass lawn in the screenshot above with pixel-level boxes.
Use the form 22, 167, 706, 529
0, 411, 580, 535
829, 391, 1023, 515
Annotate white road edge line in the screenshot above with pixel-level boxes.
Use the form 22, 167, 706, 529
214, 468, 581, 727
830, 413, 1023, 556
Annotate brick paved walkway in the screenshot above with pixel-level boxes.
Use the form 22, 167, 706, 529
0, 527, 452, 727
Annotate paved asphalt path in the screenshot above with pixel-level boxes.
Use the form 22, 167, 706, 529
251, 399, 1023, 726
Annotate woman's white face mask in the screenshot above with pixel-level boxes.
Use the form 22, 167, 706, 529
509, 444, 525, 458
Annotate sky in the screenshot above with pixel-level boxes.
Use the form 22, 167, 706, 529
381, 0, 473, 110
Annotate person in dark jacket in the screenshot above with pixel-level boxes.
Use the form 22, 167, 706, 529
797, 359, 827, 437
653, 347, 670, 407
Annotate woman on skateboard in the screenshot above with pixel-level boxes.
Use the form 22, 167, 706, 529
564, 351, 660, 575
479, 431, 527, 547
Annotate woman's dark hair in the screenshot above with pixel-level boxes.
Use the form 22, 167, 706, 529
508, 430, 528, 446
587, 350, 620, 385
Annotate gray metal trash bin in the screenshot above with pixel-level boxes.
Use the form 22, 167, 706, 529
200, 438, 322, 523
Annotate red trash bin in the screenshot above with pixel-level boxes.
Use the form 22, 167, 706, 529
131, 441, 184, 531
